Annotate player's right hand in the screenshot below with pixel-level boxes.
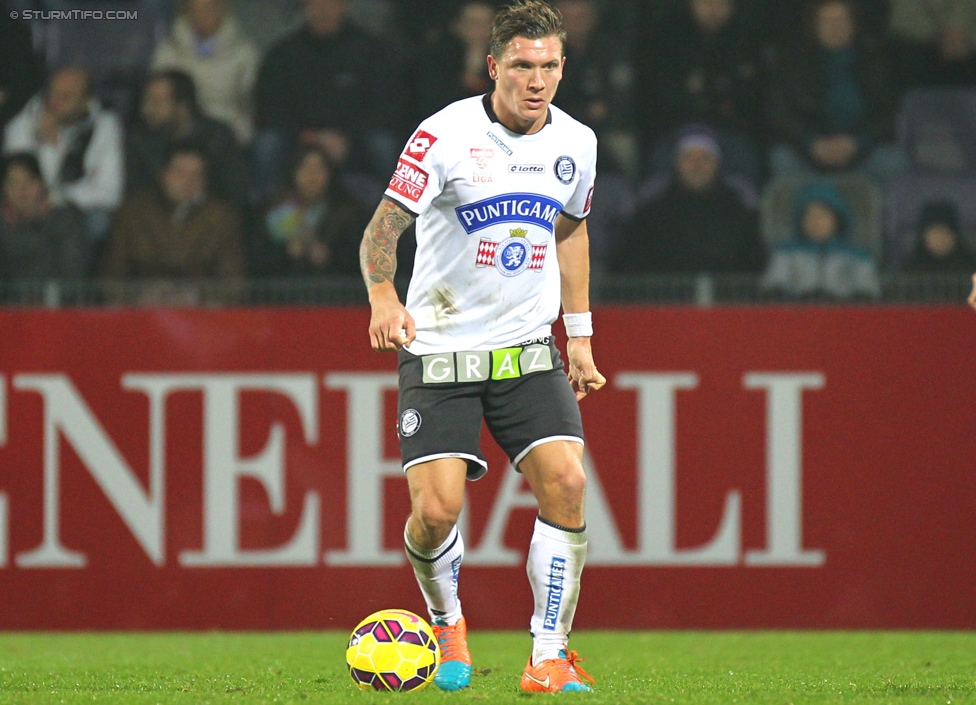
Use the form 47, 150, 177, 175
368, 298, 416, 352
969, 273, 976, 311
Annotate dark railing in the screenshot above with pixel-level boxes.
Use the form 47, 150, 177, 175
591, 272, 973, 306
0, 273, 970, 309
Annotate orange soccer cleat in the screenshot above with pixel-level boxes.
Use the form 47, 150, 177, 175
432, 616, 472, 690
520, 648, 595, 693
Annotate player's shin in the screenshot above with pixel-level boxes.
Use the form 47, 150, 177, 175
526, 516, 587, 664
403, 522, 464, 625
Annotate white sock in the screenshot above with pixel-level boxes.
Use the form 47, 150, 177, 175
526, 516, 587, 664
404, 522, 464, 625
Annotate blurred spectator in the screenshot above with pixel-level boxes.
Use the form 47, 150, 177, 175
554, 0, 635, 174
633, 0, 765, 178
883, 173, 976, 267
902, 199, 976, 272
608, 125, 765, 274
768, 0, 908, 184
0, 152, 88, 281
2, 65, 124, 250
257, 145, 365, 276
252, 0, 404, 203
230, 0, 303, 52
392, 0, 465, 44
647, 121, 764, 190
126, 69, 248, 207
556, 0, 633, 134
344, 0, 398, 38
410, 1, 494, 124
0, 12, 44, 134
888, 0, 976, 87
895, 88, 976, 177
152, 0, 259, 144
760, 179, 881, 299
100, 143, 246, 305
759, 0, 890, 50
19, 0, 169, 121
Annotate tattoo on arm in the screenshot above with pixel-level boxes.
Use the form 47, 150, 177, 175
361, 199, 415, 287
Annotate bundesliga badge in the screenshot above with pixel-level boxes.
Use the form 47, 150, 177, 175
476, 228, 547, 276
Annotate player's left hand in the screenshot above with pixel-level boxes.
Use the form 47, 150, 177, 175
969, 273, 976, 310
566, 337, 606, 401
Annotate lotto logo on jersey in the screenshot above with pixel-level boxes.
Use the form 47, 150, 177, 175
389, 158, 429, 202
455, 193, 563, 235
404, 129, 438, 161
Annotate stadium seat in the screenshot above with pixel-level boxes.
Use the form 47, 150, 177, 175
760, 174, 884, 261
883, 175, 976, 269
896, 88, 976, 176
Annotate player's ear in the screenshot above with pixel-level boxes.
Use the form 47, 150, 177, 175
487, 54, 498, 81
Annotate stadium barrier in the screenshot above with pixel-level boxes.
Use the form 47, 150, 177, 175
0, 272, 971, 308
0, 304, 972, 630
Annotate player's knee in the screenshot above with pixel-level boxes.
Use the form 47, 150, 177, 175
538, 467, 587, 528
537, 463, 587, 513
413, 496, 462, 536
555, 464, 587, 503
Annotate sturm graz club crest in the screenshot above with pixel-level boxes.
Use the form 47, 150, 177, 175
553, 155, 576, 184
398, 409, 422, 437
475, 228, 547, 276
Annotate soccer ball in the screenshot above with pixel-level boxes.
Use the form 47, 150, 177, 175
346, 609, 440, 692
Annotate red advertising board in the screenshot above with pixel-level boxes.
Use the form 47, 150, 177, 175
0, 306, 973, 630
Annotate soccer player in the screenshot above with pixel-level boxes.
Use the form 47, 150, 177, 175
359, 0, 604, 693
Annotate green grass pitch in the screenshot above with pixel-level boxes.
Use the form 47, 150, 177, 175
0, 631, 973, 704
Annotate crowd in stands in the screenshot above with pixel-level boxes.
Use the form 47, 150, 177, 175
1, 0, 975, 304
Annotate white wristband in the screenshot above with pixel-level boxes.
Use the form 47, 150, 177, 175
562, 312, 593, 338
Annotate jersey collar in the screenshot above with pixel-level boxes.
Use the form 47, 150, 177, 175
482, 92, 552, 133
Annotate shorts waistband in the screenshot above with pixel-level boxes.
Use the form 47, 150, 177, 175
420, 341, 555, 384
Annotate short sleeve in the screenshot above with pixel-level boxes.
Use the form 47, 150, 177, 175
561, 131, 598, 220
383, 124, 446, 216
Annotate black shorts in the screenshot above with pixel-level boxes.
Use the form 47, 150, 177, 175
396, 337, 584, 479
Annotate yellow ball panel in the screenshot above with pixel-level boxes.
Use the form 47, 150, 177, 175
346, 609, 441, 692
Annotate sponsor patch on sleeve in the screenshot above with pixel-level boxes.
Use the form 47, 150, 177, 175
389, 158, 429, 203
405, 129, 438, 162
583, 186, 594, 214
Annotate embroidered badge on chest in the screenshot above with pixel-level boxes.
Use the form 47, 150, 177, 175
475, 228, 547, 276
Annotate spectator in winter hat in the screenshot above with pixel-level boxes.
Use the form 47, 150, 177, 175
609, 124, 765, 275
760, 179, 881, 299
903, 199, 976, 273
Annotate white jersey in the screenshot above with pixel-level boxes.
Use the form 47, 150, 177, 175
384, 94, 597, 355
